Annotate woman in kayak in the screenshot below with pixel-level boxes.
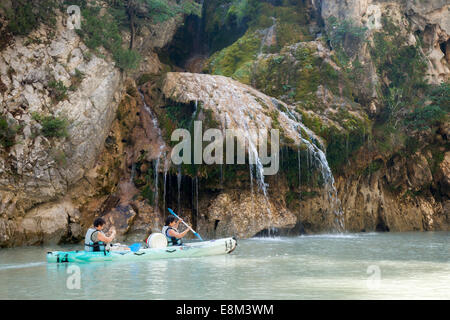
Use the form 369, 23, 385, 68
84, 218, 116, 252
162, 216, 189, 246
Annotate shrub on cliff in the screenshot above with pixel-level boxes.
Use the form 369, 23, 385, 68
74, 5, 141, 71
0, 115, 21, 149
105, 0, 201, 52
48, 80, 69, 102
32, 113, 69, 139
2, 0, 57, 36
325, 16, 368, 61
404, 83, 449, 130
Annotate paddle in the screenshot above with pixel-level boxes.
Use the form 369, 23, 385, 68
129, 243, 141, 252
168, 208, 203, 241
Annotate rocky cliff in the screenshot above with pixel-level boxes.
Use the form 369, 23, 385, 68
0, 0, 448, 247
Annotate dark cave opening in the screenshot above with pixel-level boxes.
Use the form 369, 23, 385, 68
157, 1, 249, 71
440, 41, 447, 56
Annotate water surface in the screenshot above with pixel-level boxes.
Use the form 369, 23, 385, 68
0, 232, 448, 299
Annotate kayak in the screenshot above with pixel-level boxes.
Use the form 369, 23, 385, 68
47, 237, 237, 263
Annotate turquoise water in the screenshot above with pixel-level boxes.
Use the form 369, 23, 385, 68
0, 232, 448, 299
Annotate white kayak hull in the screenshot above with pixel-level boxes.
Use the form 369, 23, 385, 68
47, 237, 237, 263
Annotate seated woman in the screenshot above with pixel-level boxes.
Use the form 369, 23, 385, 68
162, 216, 189, 246
84, 217, 116, 252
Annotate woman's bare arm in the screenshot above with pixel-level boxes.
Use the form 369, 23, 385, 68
168, 228, 189, 239
97, 228, 116, 243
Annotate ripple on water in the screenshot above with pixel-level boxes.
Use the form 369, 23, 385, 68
0, 262, 46, 271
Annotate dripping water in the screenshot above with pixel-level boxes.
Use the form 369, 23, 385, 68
177, 165, 182, 213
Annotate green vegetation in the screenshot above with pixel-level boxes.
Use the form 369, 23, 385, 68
205, 0, 259, 33
137, 73, 159, 86
74, 5, 140, 71
2, 0, 57, 36
404, 82, 449, 130
139, 165, 155, 205
0, 115, 21, 149
279, 146, 323, 190
59, 0, 201, 71
251, 44, 352, 105
364, 16, 449, 160
206, 31, 260, 84
108, 0, 201, 40
325, 16, 368, 62
32, 113, 69, 138
205, 1, 314, 85
48, 80, 69, 102
427, 82, 450, 112
300, 110, 370, 173
370, 17, 428, 125
156, 99, 197, 146
405, 105, 446, 130
360, 160, 384, 176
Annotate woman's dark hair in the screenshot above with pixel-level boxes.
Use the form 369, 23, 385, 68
94, 217, 106, 227
165, 216, 177, 226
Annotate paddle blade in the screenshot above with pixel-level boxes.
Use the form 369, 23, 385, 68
168, 208, 178, 218
194, 232, 203, 241
129, 243, 141, 252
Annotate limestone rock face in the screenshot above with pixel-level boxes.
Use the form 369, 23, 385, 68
101, 204, 137, 239
161, 72, 325, 149
407, 153, 433, 191
336, 172, 444, 232
0, 17, 123, 246
386, 155, 407, 190
19, 200, 76, 245
205, 190, 297, 239
335, 149, 449, 232
0, 20, 122, 201
437, 152, 450, 198
321, 0, 450, 84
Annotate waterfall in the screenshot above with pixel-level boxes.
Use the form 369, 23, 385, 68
298, 147, 301, 200
163, 167, 168, 217
130, 163, 136, 184
193, 0, 205, 55
177, 165, 182, 213
300, 137, 344, 231
249, 161, 254, 195
139, 89, 168, 215
195, 176, 199, 226
153, 155, 160, 212
277, 107, 345, 232
193, 100, 198, 122
240, 110, 275, 235
258, 17, 276, 57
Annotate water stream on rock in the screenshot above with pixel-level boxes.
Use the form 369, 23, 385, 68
276, 106, 345, 231
139, 89, 168, 215
177, 165, 182, 213
130, 163, 136, 184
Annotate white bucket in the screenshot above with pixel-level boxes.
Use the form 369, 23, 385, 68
146, 233, 168, 248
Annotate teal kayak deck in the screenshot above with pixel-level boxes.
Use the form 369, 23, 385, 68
47, 237, 237, 263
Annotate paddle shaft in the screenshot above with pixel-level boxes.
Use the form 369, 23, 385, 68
168, 208, 203, 240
